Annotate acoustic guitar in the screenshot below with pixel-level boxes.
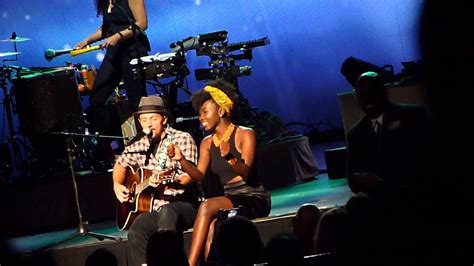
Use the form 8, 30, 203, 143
116, 167, 203, 230
116, 167, 174, 230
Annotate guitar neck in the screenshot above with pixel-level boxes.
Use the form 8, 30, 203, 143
134, 171, 174, 194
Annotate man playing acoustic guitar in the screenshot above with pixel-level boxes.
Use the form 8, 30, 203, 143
112, 95, 200, 266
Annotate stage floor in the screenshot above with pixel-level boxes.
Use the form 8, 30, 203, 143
4, 140, 351, 265
8, 172, 351, 253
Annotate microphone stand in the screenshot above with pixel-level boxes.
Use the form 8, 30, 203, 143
33, 131, 126, 252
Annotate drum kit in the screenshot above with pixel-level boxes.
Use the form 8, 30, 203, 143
0, 34, 100, 181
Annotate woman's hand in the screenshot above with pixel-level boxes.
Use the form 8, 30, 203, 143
75, 40, 89, 50
101, 33, 121, 48
168, 144, 184, 161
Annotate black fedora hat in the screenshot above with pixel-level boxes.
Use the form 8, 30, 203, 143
134, 96, 168, 116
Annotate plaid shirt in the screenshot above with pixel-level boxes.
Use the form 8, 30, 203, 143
117, 126, 197, 178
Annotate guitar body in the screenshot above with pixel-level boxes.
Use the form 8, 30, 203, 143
116, 168, 156, 231
116, 191, 154, 231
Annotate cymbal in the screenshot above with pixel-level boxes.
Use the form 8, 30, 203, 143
0, 51, 21, 57
0, 37, 30, 42
4, 65, 29, 71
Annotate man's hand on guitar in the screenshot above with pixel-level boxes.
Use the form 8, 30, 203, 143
167, 144, 184, 161
149, 169, 174, 187
149, 174, 160, 187
114, 182, 131, 203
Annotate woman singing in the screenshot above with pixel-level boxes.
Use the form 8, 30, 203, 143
168, 79, 271, 266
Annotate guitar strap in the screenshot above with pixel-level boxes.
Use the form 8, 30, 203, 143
151, 127, 177, 211
154, 126, 175, 171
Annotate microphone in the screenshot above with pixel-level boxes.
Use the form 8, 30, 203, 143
44, 45, 101, 61
44, 48, 72, 61
126, 128, 152, 145
175, 116, 199, 123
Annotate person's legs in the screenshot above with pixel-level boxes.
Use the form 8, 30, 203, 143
156, 201, 197, 232
121, 51, 147, 111
205, 219, 218, 260
128, 202, 197, 265
127, 212, 160, 266
188, 196, 233, 266
87, 53, 123, 134
86, 52, 124, 169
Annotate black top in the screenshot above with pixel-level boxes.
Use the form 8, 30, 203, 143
210, 128, 242, 185
102, 0, 150, 54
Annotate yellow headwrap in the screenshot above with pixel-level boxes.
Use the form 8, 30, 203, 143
204, 86, 234, 116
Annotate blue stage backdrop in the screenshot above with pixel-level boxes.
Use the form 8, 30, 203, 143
0, 0, 423, 144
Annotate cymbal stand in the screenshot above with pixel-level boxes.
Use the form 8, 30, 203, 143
2, 33, 20, 64
12, 32, 20, 62
34, 132, 124, 252
0, 65, 30, 178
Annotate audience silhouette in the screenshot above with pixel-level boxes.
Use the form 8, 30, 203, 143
146, 230, 189, 266
419, 1, 474, 264
292, 203, 321, 256
264, 233, 304, 266
85, 248, 118, 266
313, 207, 352, 255
346, 71, 430, 200
214, 216, 264, 266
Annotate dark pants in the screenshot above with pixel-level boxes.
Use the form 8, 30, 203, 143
87, 46, 147, 135
127, 201, 197, 266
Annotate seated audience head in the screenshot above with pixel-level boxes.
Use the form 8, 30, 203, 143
85, 248, 118, 266
314, 207, 351, 254
264, 232, 304, 266
292, 203, 321, 239
355, 71, 388, 119
146, 230, 188, 266
214, 216, 263, 265
345, 193, 380, 219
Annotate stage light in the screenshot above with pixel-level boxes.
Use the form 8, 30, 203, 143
340, 56, 393, 88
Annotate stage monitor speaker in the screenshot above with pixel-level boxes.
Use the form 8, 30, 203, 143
324, 147, 347, 180
257, 136, 319, 190
14, 68, 83, 136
